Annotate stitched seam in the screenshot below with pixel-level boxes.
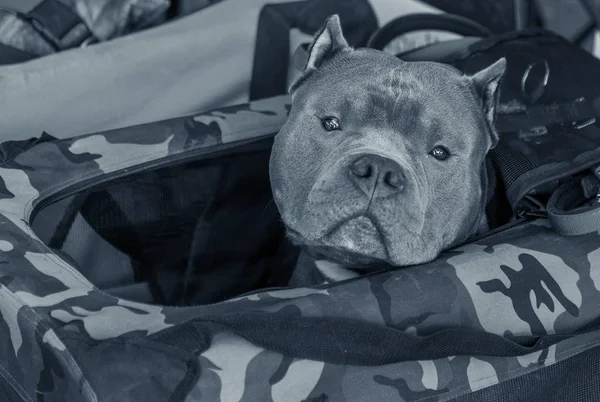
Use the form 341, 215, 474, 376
416, 337, 600, 402
3, 233, 101, 302
0, 363, 32, 402
58, 333, 194, 365
25, 123, 281, 208
0, 287, 97, 401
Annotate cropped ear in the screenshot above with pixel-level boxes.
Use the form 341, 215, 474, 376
289, 14, 352, 93
469, 58, 506, 147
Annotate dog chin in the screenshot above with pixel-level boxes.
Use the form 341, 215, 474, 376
325, 215, 388, 258
285, 215, 391, 269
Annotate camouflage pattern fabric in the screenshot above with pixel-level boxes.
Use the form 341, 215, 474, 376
0, 0, 169, 57
0, 95, 599, 401
61, 0, 170, 40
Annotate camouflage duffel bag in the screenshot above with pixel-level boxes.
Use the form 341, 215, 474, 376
0, 92, 598, 401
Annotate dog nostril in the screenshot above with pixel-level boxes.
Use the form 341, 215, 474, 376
384, 171, 403, 188
351, 162, 372, 178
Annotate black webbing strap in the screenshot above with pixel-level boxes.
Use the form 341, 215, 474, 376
547, 168, 600, 236
0, 0, 93, 51
26, 0, 92, 49
495, 97, 598, 133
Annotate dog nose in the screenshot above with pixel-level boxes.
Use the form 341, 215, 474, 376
349, 154, 405, 196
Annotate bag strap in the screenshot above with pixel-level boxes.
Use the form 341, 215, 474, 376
547, 166, 600, 235
495, 97, 598, 133
0, 0, 93, 51
27, 0, 93, 49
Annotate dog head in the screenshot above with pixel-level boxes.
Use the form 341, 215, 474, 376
270, 15, 505, 268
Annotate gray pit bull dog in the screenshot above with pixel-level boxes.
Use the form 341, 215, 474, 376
269, 15, 506, 285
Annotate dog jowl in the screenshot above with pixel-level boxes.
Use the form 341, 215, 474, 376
269, 14, 506, 272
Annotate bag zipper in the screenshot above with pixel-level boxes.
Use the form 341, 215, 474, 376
232, 286, 293, 299
465, 209, 543, 244
29, 134, 276, 223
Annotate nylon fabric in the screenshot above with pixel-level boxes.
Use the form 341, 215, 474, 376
454, 343, 600, 402
0, 376, 25, 402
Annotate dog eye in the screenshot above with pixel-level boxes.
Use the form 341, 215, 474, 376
429, 146, 450, 161
322, 116, 341, 131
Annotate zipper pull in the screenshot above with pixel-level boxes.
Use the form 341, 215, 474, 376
517, 208, 548, 219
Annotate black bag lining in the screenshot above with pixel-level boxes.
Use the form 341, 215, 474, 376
33, 139, 300, 306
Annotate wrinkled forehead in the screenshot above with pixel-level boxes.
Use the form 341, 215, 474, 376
303, 52, 475, 130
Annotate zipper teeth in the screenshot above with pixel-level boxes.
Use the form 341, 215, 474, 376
466, 216, 529, 244
27, 134, 280, 310
233, 286, 291, 299
29, 134, 275, 222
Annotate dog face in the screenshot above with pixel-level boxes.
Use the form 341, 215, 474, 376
270, 15, 505, 268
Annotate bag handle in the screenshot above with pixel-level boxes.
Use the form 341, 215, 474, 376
365, 13, 493, 52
